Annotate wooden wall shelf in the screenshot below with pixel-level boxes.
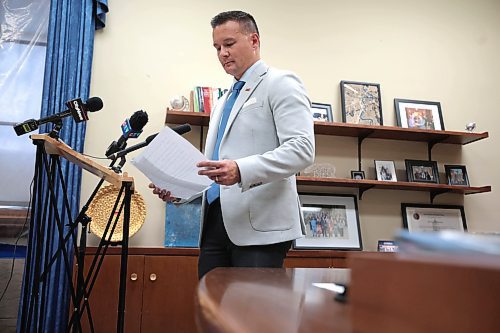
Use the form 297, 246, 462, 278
297, 176, 491, 197
166, 110, 210, 127
312, 121, 488, 145
165, 110, 491, 201
165, 110, 488, 145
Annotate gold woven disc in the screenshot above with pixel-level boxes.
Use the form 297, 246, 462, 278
87, 185, 146, 242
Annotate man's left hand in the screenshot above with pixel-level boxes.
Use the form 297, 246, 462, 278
197, 160, 241, 185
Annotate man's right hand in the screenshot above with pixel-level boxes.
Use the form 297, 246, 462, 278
148, 183, 178, 202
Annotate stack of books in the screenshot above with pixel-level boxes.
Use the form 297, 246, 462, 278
191, 86, 227, 114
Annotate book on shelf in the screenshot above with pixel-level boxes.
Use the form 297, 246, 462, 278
191, 86, 225, 114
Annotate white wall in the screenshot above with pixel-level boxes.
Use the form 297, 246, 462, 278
82, 0, 500, 249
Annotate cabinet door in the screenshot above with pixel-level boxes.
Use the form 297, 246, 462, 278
285, 257, 333, 268
77, 254, 144, 333
142, 255, 199, 333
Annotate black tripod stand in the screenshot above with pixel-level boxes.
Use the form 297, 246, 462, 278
19, 134, 134, 333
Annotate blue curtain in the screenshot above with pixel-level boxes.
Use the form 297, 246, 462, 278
17, 1, 108, 332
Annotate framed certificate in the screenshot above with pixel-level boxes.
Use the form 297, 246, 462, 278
401, 203, 467, 232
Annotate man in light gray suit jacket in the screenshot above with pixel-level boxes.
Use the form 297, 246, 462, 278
152, 11, 314, 278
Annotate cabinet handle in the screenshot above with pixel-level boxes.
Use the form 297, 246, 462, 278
150, 273, 157, 281
130, 273, 138, 281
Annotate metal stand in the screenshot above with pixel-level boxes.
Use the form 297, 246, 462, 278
19, 135, 133, 333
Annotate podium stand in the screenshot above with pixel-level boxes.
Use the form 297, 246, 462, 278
19, 134, 135, 333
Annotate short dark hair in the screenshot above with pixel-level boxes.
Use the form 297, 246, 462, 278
210, 10, 259, 36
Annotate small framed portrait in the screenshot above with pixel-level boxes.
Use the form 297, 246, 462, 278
340, 80, 383, 126
377, 240, 399, 252
394, 98, 445, 130
401, 203, 467, 232
311, 102, 333, 122
295, 193, 362, 250
374, 160, 397, 182
405, 159, 439, 184
351, 170, 365, 180
444, 165, 469, 186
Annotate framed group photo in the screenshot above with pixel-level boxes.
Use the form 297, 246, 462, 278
295, 193, 362, 250
401, 203, 467, 232
405, 159, 439, 184
340, 80, 383, 126
374, 160, 397, 182
311, 102, 333, 122
394, 98, 445, 130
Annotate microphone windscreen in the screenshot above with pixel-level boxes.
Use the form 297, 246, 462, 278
173, 124, 191, 135
129, 110, 149, 131
86, 97, 104, 112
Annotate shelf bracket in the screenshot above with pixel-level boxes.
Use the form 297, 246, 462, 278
359, 185, 375, 200
427, 141, 437, 161
357, 132, 372, 171
430, 189, 450, 203
199, 125, 204, 151
427, 135, 450, 160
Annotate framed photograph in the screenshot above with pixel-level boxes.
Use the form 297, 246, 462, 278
351, 170, 365, 180
444, 165, 469, 186
377, 240, 399, 252
311, 102, 333, 122
340, 80, 383, 125
394, 98, 445, 130
295, 193, 362, 250
374, 160, 397, 182
401, 203, 467, 232
405, 159, 439, 184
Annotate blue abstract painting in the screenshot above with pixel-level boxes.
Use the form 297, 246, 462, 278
164, 197, 202, 247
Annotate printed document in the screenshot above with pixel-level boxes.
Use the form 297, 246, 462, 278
131, 126, 212, 200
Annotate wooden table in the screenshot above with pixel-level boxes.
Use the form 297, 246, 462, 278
195, 267, 351, 333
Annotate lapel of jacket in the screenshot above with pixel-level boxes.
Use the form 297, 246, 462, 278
223, 61, 269, 137
206, 61, 269, 158
205, 91, 229, 158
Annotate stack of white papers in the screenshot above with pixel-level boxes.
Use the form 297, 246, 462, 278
131, 126, 212, 200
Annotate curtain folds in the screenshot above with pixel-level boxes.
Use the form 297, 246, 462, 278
17, 0, 108, 332
96, 0, 109, 30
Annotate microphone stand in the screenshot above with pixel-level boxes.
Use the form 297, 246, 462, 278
66, 156, 120, 333
69, 137, 154, 333
109, 134, 156, 173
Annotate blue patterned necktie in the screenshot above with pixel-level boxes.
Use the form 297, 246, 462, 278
206, 80, 245, 204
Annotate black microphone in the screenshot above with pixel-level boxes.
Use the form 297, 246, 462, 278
13, 97, 104, 136
105, 110, 149, 157
108, 124, 191, 160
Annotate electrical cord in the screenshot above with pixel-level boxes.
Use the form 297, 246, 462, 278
0, 178, 33, 304
81, 153, 108, 160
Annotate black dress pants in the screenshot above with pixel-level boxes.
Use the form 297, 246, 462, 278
198, 198, 292, 279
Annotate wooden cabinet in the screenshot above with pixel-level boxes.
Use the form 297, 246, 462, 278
77, 248, 198, 333
285, 249, 348, 268
141, 255, 199, 333
79, 254, 144, 333
75, 247, 349, 333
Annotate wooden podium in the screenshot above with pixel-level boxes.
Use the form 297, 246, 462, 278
20, 134, 135, 333
31, 134, 134, 187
